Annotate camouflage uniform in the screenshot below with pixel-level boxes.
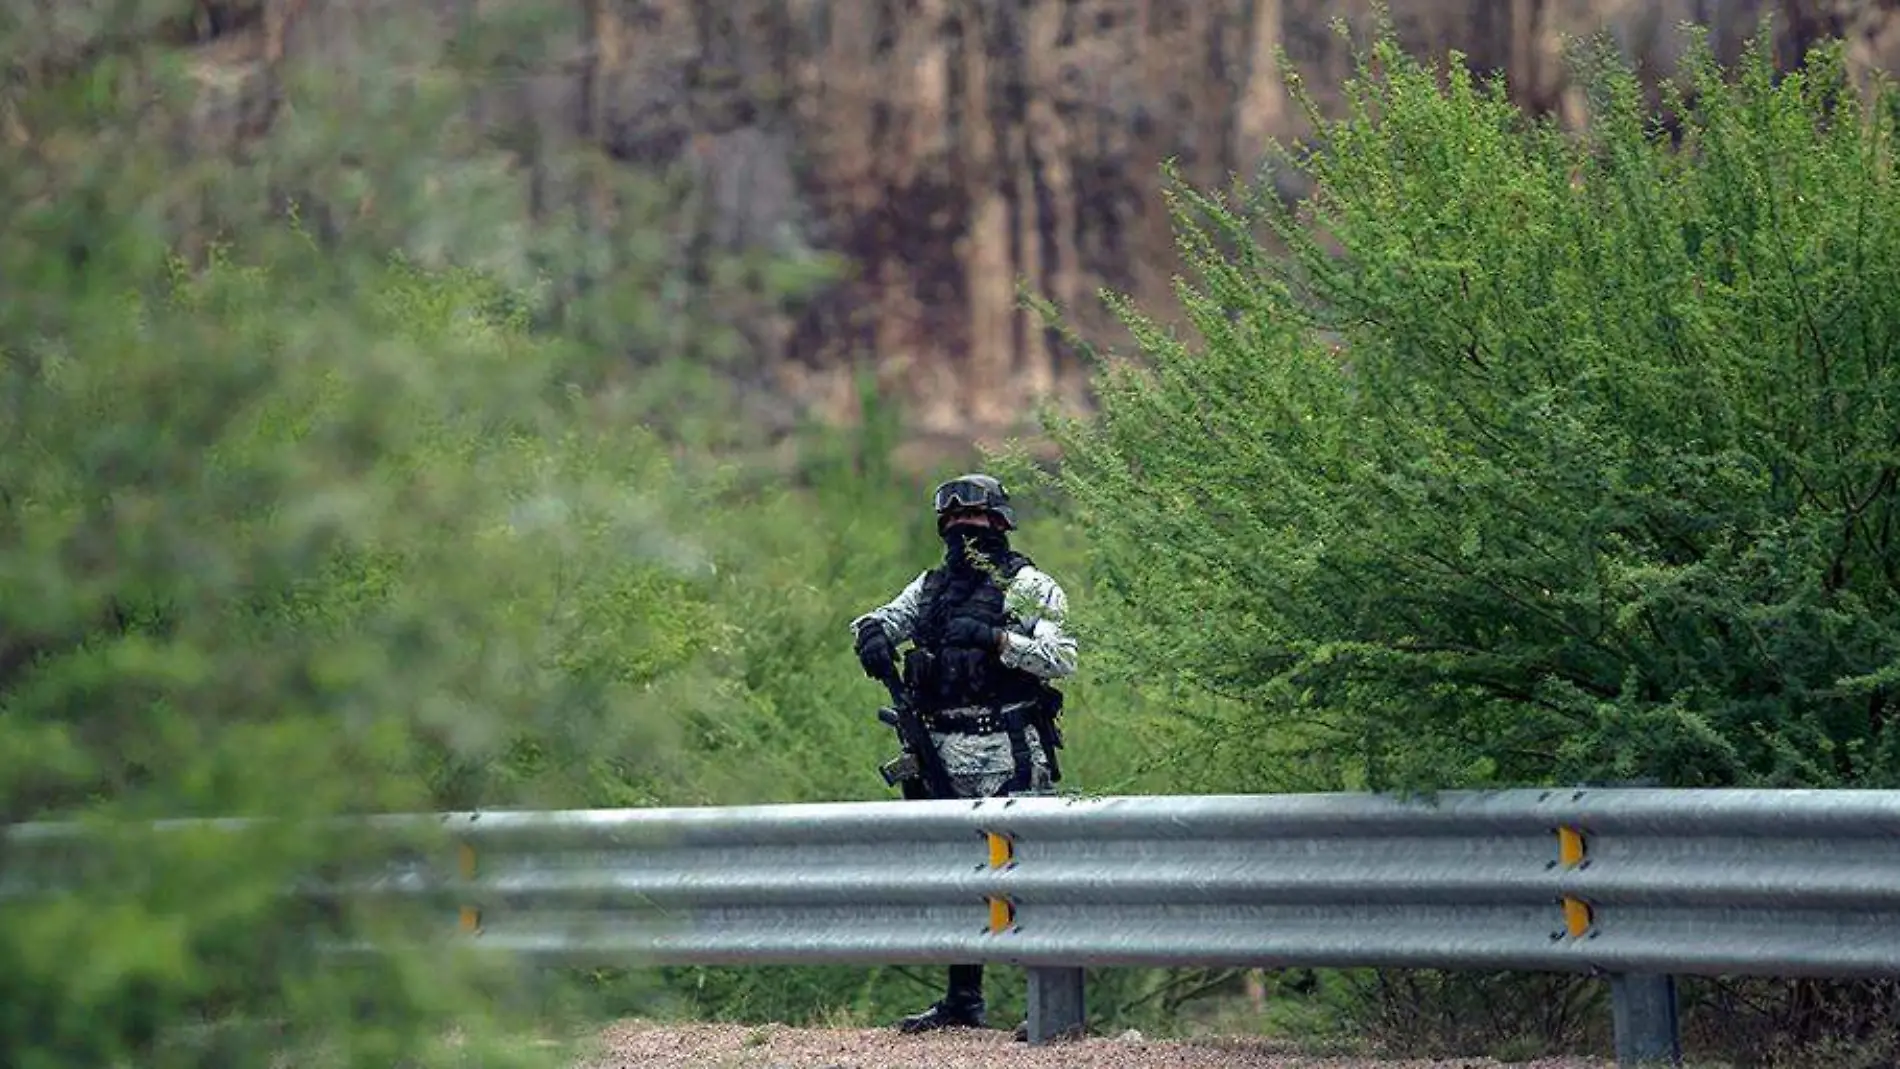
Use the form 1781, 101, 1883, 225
850, 563, 1075, 798
849, 473, 1077, 1039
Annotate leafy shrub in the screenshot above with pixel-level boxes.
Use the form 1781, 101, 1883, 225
1028, 13, 1900, 1061
1036, 19, 1900, 795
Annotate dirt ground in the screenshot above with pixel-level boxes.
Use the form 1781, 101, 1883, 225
574, 1020, 1623, 1069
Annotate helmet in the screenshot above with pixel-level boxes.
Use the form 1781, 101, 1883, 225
932, 473, 1016, 531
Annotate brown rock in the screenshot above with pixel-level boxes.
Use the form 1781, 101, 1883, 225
25, 0, 1900, 439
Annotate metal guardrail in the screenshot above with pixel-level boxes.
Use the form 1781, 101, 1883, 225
8, 788, 1900, 1064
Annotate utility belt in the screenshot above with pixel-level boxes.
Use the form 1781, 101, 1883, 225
901, 646, 1066, 789
918, 703, 1031, 736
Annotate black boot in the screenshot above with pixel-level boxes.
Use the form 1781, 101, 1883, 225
897, 964, 987, 1033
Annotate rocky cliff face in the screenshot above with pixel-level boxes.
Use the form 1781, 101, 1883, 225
26, 0, 1900, 439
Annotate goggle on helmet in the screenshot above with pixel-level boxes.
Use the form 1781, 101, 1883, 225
932, 473, 1017, 531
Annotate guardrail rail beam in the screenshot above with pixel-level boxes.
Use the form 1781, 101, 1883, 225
9, 788, 1900, 1067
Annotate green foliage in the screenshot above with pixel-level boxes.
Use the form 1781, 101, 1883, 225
0, 1, 1224, 1034
3, 237, 708, 817
0, 219, 718, 1064
598, 391, 1272, 1029
617, 381, 1230, 812
1037, 18, 1900, 793
0, 6, 827, 1056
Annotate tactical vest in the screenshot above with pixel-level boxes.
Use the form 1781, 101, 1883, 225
907, 551, 1047, 712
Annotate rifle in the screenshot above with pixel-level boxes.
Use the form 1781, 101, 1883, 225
1029, 683, 1065, 784
873, 661, 956, 800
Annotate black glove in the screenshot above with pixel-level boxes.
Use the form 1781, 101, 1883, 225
943, 617, 1002, 651
855, 623, 896, 680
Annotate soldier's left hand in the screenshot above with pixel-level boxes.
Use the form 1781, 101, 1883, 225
943, 617, 1002, 650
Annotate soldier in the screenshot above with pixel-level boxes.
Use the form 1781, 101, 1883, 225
849, 473, 1078, 1037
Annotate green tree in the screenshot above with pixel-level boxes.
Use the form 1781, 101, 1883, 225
1036, 21, 1900, 793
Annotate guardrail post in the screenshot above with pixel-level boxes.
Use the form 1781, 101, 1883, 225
1025, 966, 1085, 1044
1573, 780, 1682, 1067
987, 825, 1083, 1045
1611, 973, 1680, 1066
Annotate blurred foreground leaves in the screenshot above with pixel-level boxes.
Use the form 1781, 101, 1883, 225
0, 230, 719, 1065
0, 6, 751, 1059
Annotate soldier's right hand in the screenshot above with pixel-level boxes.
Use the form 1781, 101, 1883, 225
854, 624, 896, 680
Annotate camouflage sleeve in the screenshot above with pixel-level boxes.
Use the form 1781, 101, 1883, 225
999, 567, 1077, 680
848, 570, 928, 645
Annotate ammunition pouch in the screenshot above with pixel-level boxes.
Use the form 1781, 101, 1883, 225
901, 647, 938, 708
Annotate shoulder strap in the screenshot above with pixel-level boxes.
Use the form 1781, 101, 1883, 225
920, 566, 948, 597
915, 567, 950, 626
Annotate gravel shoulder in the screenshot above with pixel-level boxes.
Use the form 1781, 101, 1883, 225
578, 1020, 1620, 1069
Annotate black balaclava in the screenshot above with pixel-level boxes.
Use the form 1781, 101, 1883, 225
940, 520, 1010, 572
